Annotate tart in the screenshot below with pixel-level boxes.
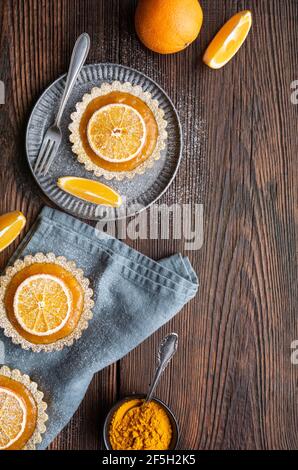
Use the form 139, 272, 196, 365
0, 365, 48, 450
69, 81, 168, 180
0, 253, 94, 352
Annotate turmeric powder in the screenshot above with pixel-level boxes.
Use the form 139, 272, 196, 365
109, 398, 173, 450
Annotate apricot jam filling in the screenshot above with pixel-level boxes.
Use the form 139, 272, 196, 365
0, 375, 37, 450
4, 263, 84, 345
79, 91, 159, 171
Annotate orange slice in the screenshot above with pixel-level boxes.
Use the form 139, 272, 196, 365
0, 387, 27, 449
13, 274, 72, 336
203, 10, 252, 69
0, 211, 26, 253
87, 103, 146, 162
57, 176, 122, 207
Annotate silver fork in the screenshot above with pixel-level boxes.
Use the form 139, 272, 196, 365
34, 33, 90, 176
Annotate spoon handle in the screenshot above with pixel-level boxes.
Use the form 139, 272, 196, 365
55, 33, 90, 126
145, 333, 178, 402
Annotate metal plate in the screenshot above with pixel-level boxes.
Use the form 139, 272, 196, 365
26, 64, 182, 221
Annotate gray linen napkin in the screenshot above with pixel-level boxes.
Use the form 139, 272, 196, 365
0, 206, 198, 449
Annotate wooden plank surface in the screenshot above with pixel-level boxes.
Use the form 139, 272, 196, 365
0, 0, 297, 450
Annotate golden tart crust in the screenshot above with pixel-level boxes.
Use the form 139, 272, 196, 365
0, 366, 48, 450
0, 253, 94, 353
69, 81, 168, 180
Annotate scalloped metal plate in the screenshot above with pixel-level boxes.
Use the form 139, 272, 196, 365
26, 63, 182, 221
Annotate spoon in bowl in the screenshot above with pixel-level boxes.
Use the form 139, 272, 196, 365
145, 333, 178, 403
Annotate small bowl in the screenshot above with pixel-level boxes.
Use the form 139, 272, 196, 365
103, 394, 179, 450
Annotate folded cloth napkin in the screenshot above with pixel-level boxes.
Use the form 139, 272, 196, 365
0, 206, 198, 449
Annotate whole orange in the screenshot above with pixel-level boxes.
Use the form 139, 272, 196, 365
135, 0, 203, 54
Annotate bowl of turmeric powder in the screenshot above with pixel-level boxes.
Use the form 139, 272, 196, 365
103, 394, 179, 450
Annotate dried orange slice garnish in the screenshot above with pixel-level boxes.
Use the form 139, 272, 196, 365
87, 103, 146, 162
0, 387, 27, 449
13, 274, 72, 336
0, 211, 26, 253
57, 176, 122, 207
203, 10, 252, 69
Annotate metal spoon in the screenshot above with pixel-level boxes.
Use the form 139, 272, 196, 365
145, 333, 178, 402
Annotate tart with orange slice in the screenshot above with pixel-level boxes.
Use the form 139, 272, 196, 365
0, 253, 94, 352
0, 365, 48, 450
69, 81, 168, 180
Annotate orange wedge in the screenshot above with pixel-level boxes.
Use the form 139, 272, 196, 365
0, 211, 26, 253
203, 10, 252, 69
57, 177, 122, 208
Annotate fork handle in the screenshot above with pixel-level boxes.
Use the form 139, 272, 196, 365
55, 33, 90, 127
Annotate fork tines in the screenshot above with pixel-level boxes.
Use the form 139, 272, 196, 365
34, 135, 58, 176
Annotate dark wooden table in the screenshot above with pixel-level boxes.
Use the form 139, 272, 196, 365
0, 0, 297, 450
